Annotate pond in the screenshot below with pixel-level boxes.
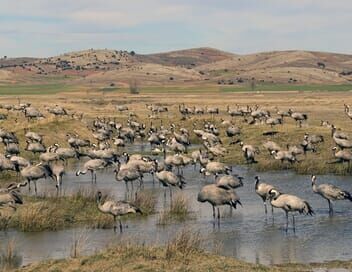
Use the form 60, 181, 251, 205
1, 147, 352, 267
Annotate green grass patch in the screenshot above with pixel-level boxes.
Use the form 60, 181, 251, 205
0, 83, 77, 95
220, 83, 352, 93
137, 85, 219, 93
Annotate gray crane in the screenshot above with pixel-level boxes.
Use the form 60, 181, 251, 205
311, 175, 352, 214
268, 189, 314, 233
197, 184, 242, 221
96, 191, 142, 233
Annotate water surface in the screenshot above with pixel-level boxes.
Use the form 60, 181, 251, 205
1, 150, 352, 266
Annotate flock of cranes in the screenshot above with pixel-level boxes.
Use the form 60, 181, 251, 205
0, 100, 352, 233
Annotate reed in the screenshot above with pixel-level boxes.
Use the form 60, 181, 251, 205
158, 194, 191, 225
0, 239, 21, 271
131, 190, 157, 216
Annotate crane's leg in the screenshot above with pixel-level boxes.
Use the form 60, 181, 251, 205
285, 211, 289, 233
212, 205, 215, 219
271, 203, 274, 215
264, 201, 268, 214
94, 172, 97, 183
119, 218, 123, 233
34, 181, 37, 196
91, 171, 94, 183
60, 177, 63, 195
169, 187, 172, 201
113, 215, 117, 233
217, 207, 221, 221
328, 200, 333, 214
292, 215, 296, 233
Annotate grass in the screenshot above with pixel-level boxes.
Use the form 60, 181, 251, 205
0, 83, 77, 95
137, 85, 219, 93
1, 88, 352, 177
220, 83, 352, 93
131, 190, 157, 215
12, 228, 352, 271
0, 239, 21, 271
158, 194, 191, 225
70, 228, 90, 259
0, 188, 156, 232
1, 88, 352, 178
220, 122, 352, 175
0, 82, 351, 96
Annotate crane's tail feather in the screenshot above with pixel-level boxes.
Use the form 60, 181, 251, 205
11, 191, 23, 205
343, 191, 352, 201
76, 170, 87, 176
231, 200, 242, 209
304, 201, 314, 216
135, 207, 143, 215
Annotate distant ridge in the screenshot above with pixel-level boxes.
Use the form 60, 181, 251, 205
1, 47, 352, 86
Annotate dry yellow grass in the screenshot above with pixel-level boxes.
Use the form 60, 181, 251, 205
1, 90, 352, 177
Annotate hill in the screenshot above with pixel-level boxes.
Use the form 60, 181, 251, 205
1, 48, 352, 87
197, 50, 352, 84
137, 47, 236, 67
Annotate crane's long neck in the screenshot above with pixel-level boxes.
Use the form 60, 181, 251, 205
255, 179, 259, 190
96, 196, 103, 210
311, 180, 318, 193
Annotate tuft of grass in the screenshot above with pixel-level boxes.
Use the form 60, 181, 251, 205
0, 239, 22, 270
165, 228, 202, 262
158, 194, 191, 225
1, 187, 156, 232
131, 190, 157, 216
3, 189, 111, 232
70, 228, 90, 259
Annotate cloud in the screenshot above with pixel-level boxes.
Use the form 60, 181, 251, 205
1, 0, 352, 56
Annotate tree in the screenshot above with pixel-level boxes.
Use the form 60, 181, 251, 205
250, 77, 256, 92
129, 79, 140, 94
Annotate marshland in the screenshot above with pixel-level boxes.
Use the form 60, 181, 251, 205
0, 88, 352, 272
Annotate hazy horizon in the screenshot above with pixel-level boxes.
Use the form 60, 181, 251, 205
4, 46, 352, 59
1, 0, 352, 57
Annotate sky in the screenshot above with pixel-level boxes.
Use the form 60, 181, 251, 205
1, 0, 352, 57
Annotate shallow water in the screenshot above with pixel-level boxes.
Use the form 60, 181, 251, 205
1, 147, 352, 267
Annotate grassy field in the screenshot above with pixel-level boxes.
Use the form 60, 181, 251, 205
0, 83, 79, 95
1, 87, 352, 176
220, 83, 352, 92
1, 83, 352, 95
103, 83, 352, 94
